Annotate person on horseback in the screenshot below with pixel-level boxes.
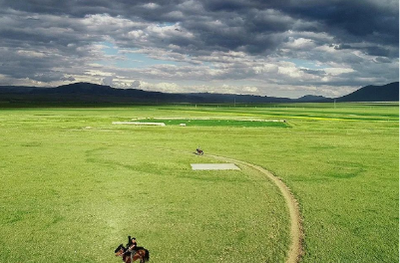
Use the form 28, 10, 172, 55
114, 239, 150, 263
114, 236, 149, 263
126, 236, 138, 253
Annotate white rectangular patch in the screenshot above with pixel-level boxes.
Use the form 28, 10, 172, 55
112, 122, 165, 126
191, 163, 240, 170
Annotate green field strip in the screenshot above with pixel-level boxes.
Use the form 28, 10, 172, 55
133, 118, 289, 127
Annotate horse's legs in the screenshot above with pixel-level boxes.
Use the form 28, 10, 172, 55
138, 254, 145, 263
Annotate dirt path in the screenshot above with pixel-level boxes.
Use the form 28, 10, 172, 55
209, 154, 304, 263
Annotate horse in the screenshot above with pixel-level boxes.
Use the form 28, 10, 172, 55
114, 238, 150, 263
195, 148, 204, 155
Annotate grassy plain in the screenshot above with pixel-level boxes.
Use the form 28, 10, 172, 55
0, 102, 398, 262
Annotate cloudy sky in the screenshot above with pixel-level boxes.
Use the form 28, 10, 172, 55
0, 0, 398, 98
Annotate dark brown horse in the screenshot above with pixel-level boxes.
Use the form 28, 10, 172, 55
195, 148, 204, 155
114, 237, 149, 263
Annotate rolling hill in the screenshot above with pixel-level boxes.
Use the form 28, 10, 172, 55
0, 81, 398, 105
336, 82, 399, 102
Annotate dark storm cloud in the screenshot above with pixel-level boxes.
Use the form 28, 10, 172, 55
201, 0, 290, 12
1, 0, 397, 55
1, 0, 185, 20
332, 43, 396, 58
0, 0, 397, 95
287, 1, 399, 45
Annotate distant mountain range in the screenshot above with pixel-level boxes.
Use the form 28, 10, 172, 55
0, 81, 398, 105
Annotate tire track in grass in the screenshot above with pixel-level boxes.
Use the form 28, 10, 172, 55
208, 154, 304, 263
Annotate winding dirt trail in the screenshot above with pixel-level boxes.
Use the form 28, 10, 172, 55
208, 154, 304, 263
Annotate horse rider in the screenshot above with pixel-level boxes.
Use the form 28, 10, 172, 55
126, 236, 138, 253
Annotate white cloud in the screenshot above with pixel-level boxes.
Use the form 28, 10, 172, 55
102, 76, 114, 86
16, 50, 46, 58
324, 67, 354, 75
142, 3, 160, 9
284, 38, 316, 49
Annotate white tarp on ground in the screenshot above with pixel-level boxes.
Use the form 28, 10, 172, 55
191, 163, 240, 170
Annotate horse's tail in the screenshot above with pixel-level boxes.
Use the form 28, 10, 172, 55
144, 248, 150, 262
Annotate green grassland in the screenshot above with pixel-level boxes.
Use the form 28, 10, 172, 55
0, 102, 398, 262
